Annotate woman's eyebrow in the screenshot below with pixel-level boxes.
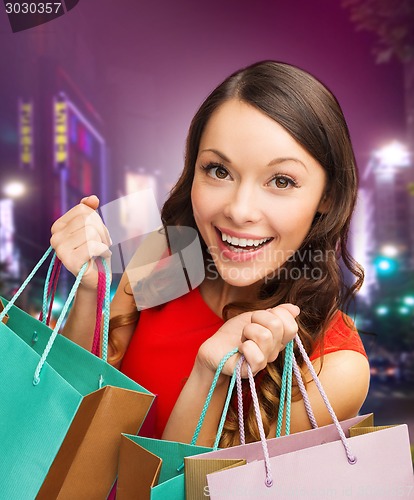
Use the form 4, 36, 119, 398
199, 148, 231, 163
267, 157, 308, 173
199, 150, 308, 173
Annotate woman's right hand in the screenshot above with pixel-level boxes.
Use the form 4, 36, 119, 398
196, 304, 300, 379
50, 195, 112, 291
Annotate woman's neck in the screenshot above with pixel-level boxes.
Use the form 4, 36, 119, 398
198, 274, 260, 318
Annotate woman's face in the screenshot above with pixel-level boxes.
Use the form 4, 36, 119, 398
191, 99, 328, 287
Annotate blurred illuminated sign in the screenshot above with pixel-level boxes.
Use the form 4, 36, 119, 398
54, 98, 69, 167
52, 93, 106, 217
0, 199, 19, 278
18, 100, 33, 169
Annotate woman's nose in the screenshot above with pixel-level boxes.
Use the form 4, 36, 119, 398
223, 184, 262, 225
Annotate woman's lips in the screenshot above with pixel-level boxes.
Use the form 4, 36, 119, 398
214, 227, 273, 262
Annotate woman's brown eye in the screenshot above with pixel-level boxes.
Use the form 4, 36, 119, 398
215, 167, 228, 179
275, 177, 289, 188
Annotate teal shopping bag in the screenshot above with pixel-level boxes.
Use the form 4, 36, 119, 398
0, 248, 154, 499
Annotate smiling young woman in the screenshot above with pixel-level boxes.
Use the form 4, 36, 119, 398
191, 99, 328, 290
51, 61, 369, 448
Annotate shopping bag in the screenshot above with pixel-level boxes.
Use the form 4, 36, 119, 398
116, 434, 216, 499
188, 337, 414, 499
0, 247, 155, 499
115, 348, 241, 499
188, 413, 414, 499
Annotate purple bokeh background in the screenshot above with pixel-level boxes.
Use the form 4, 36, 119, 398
0, 0, 412, 446
0, 0, 405, 197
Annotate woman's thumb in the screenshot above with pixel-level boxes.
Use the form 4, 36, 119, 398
80, 194, 100, 210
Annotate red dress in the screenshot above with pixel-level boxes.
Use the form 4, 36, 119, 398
120, 287, 367, 438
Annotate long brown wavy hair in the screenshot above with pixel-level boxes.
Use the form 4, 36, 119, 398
111, 61, 364, 446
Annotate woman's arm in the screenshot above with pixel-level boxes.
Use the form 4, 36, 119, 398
162, 359, 231, 446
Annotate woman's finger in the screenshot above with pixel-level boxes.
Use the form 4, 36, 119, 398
241, 320, 275, 357
269, 306, 299, 345
238, 339, 267, 375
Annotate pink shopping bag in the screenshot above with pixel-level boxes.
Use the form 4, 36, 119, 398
186, 336, 414, 499
190, 414, 413, 499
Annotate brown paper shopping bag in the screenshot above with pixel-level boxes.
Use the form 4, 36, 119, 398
116, 434, 215, 499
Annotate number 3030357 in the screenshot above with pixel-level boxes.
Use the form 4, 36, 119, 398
5, 2, 63, 14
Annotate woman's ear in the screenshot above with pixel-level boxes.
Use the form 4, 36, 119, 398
317, 192, 331, 214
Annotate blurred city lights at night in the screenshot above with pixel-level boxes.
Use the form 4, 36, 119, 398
374, 141, 410, 171
380, 244, 399, 258
374, 256, 398, 275
402, 296, 414, 307
3, 181, 26, 199
376, 306, 389, 316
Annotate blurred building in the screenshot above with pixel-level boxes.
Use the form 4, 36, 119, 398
404, 58, 414, 269
0, 22, 108, 291
350, 187, 376, 301
364, 142, 412, 267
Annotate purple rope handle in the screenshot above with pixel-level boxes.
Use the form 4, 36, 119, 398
237, 356, 273, 488
292, 356, 318, 429
91, 259, 106, 357
294, 334, 357, 464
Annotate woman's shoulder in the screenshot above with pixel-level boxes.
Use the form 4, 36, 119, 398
310, 310, 367, 361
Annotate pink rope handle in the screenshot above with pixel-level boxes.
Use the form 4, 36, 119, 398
294, 334, 357, 464
236, 357, 246, 445
236, 356, 273, 488
91, 259, 106, 357
39, 257, 62, 325
292, 356, 318, 429
236, 335, 358, 492
46, 260, 62, 326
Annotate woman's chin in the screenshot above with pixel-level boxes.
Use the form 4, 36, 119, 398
213, 266, 269, 288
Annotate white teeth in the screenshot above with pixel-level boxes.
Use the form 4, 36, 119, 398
220, 231, 270, 248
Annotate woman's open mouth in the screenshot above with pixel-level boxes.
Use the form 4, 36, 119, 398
215, 228, 274, 260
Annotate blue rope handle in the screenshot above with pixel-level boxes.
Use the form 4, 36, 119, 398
190, 347, 239, 446
97, 258, 111, 390
276, 340, 294, 437
213, 360, 239, 450
33, 262, 88, 385
176, 348, 239, 472
100, 257, 111, 363
0, 246, 54, 323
